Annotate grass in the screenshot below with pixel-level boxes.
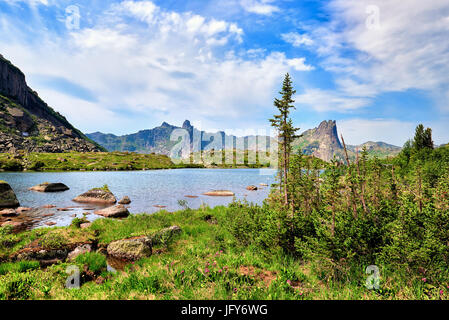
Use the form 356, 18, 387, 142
0, 204, 446, 300
0, 151, 204, 172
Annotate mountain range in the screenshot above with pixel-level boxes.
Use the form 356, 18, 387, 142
87, 120, 402, 162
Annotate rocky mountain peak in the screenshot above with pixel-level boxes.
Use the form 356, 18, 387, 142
315, 120, 342, 149
182, 120, 192, 129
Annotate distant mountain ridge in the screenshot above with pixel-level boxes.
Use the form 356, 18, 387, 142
87, 120, 401, 162
0, 54, 103, 153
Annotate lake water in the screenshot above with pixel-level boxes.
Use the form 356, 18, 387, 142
0, 169, 276, 228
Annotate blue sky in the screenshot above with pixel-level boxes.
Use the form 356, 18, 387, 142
0, 0, 448, 145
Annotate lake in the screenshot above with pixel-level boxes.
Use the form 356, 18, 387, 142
0, 168, 276, 228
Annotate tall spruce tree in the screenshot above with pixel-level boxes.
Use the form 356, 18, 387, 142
269, 73, 300, 206
413, 124, 434, 150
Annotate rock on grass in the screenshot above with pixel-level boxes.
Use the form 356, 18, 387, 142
107, 238, 152, 261
94, 205, 129, 218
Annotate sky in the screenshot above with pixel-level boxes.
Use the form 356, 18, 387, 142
0, 0, 448, 146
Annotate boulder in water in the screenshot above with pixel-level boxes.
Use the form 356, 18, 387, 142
30, 183, 69, 192
118, 196, 131, 205
0, 181, 19, 209
246, 185, 258, 191
0, 208, 18, 217
73, 187, 116, 205
203, 190, 235, 197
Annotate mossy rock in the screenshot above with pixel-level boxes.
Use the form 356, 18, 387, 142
0, 181, 19, 209
106, 238, 152, 261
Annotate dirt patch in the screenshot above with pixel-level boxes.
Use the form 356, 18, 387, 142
239, 265, 277, 287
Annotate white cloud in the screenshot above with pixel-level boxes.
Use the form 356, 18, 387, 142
240, 0, 280, 15
3, 0, 49, 6
338, 119, 415, 146
287, 58, 314, 71
295, 89, 369, 112
281, 32, 314, 47
0, 0, 311, 135
310, 0, 449, 108
338, 118, 449, 146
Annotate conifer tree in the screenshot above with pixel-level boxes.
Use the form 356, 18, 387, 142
270, 73, 300, 206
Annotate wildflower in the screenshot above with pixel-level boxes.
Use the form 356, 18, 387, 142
205, 268, 210, 273
287, 280, 292, 286
181, 270, 185, 274
422, 278, 427, 282
218, 269, 222, 273
299, 292, 303, 296
440, 290, 444, 295
233, 288, 237, 293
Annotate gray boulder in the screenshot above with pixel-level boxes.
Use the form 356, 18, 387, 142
149, 226, 182, 246
67, 244, 92, 261
118, 196, 131, 205
0, 181, 19, 208
107, 237, 152, 261
30, 182, 69, 192
94, 204, 129, 218
73, 188, 116, 205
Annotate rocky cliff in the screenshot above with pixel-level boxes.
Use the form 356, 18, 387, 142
294, 120, 344, 162
0, 54, 103, 153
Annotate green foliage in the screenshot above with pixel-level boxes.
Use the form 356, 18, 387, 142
38, 232, 67, 249
413, 124, 434, 151
70, 217, 89, 229
0, 261, 40, 275
0, 158, 23, 171
269, 73, 301, 205
0, 151, 187, 172
0, 272, 35, 300
92, 184, 111, 193
75, 252, 107, 274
